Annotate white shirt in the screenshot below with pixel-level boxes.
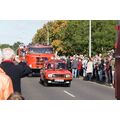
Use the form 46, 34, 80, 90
86, 61, 93, 73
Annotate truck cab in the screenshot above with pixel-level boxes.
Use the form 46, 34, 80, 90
17, 44, 55, 75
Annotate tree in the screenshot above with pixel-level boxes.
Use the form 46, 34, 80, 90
51, 39, 63, 53
91, 20, 117, 55
62, 20, 89, 55
32, 20, 117, 56
32, 20, 67, 44
12, 41, 23, 53
0, 44, 12, 49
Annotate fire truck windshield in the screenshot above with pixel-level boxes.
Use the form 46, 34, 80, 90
28, 47, 53, 54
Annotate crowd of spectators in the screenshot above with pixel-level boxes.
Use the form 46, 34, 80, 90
60, 53, 115, 87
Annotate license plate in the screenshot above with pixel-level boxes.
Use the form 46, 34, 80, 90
55, 79, 64, 82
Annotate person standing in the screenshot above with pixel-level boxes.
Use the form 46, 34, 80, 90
82, 57, 88, 79
105, 57, 111, 85
111, 57, 115, 87
0, 68, 13, 100
0, 48, 32, 93
66, 56, 71, 72
77, 58, 82, 78
98, 59, 105, 82
86, 57, 93, 81
71, 56, 78, 78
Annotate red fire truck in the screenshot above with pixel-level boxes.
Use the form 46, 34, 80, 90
17, 44, 55, 75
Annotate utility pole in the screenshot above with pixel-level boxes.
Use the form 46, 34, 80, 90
46, 24, 49, 45
89, 20, 91, 57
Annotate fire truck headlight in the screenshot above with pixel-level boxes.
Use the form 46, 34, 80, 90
66, 74, 71, 78
39, 58, 43, 61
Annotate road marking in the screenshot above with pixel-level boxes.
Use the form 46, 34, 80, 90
64, 90, 76, 97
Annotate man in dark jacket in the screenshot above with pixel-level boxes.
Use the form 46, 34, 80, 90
0, 48, 32, 93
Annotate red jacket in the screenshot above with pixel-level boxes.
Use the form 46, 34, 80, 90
77, 61, 82, 70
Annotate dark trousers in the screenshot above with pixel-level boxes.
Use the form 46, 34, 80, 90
87, 73, 92, 81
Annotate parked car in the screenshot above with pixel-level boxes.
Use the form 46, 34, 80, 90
40, 59, 72, 87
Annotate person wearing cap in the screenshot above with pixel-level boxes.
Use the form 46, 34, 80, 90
0, 48, 32, 93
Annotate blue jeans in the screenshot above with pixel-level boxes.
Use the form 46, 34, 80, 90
72, 68, 77, 78
83, 68, 86, 77
98, 70, 103, 81
87, 73, 92, 81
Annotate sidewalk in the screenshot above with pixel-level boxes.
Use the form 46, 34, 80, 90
78, 76, 114, 88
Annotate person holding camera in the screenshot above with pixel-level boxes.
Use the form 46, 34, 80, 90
0, 48, 32, 94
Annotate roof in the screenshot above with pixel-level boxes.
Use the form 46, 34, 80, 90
27, 44, 53, 48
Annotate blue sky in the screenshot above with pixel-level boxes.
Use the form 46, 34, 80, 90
0, 20, 49, 45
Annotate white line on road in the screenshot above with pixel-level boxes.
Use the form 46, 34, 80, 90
64, 90, 76, 98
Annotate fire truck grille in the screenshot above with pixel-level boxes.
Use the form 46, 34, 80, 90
36, 57, 44, 65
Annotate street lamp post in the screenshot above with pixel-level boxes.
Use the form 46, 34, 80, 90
89, 20, 91, 57
46, 24, 49, 45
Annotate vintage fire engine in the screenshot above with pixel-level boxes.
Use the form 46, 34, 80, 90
17, 44, 55, 75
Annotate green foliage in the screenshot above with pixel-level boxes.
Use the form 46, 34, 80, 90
12, 41, 23, 53
0, 41, 23, 54
32, 20, 117, 56
92, 20, 117, 55
62, 20, 89, 55
0, 44, 12, 49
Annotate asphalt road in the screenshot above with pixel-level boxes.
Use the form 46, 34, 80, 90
21, 77, 115, 100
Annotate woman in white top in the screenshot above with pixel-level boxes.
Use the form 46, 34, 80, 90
86, 57, 93, 81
